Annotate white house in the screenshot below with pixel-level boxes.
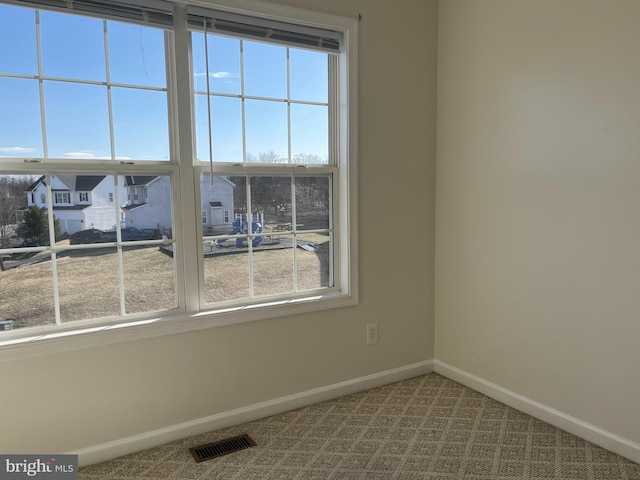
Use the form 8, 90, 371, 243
24, 175, 122, 234
123, 174, 234, 234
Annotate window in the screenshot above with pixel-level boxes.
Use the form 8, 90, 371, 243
54, 192, 70, 204
0, 0, 357, 354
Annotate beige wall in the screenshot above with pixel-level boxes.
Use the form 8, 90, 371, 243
436, 0, 640, 444
0, 0, 438, 454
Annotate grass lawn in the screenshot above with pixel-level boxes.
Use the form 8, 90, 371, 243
0, 234, 329, 330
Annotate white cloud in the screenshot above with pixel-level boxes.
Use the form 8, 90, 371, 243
64, 152, 135, 160
0, 146, 37, 154
194, 71, 237, 79
64, 151, 98, 158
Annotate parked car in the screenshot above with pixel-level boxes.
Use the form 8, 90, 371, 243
8, 235, 23, 248
102, 228, 157, 242
69, 229, 106, 245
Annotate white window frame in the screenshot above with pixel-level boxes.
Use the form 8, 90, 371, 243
0, 0, 358, 363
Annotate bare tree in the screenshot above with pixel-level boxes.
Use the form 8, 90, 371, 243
0, 176, 34, 248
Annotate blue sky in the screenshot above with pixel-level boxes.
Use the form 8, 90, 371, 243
0, 3, 329, 163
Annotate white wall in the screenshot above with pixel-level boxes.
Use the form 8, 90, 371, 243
436, 0, 640, 447
0, 0, 438, 458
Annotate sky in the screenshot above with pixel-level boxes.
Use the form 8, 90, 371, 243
0, 3, 329, 164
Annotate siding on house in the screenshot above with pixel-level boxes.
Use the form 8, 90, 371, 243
24, 175, 124, 234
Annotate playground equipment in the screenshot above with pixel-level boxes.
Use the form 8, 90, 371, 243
215, 214, 263, 247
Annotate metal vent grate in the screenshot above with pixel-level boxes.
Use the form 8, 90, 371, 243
189, 434, 256, 463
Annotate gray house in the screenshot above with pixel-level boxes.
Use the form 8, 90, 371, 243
124, 175, 234, 234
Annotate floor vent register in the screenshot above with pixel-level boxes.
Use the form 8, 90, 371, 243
189, 434, 256, 463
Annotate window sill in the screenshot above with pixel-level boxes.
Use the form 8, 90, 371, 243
0, 291, 357, 363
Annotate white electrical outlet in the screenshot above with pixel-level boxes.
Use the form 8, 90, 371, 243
367, 323, 379, 346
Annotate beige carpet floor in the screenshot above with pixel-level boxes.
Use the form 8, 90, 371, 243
79, 373, 640, 479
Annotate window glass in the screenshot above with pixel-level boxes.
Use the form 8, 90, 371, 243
0, 78, 42, 158
296, 176, 331, 230
108, 21, 167, 88
289, 49, 328, 103
243, 41, 287, 99
57, 246, 120, 321
123, 245, 177, 314
40, 11, 106, 81
290, 104, 329, 163
296, 232, 331, 290
44, 82, 111, 159
120, 175, 174, 239
202, 174, 250, 302
192, 34, 241, 95
111, 87, 169, 160
252, 239, 294, 297
194, 95, 243, 163
245, 100, 288, 162
0, 4, 37, 75
0, 256, 56, 329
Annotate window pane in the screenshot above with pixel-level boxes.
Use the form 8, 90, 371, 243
0, 173, 56, 330
123, 245, 176, 313
122, 175, 173, 238
253, 239, 293, 297
245, 100, 287, 162
57, 247, 120, 321
0, 174, 37, 247
0, 255, 55, 330
192, 33, 240, 95
296, 233, 331, 290
295, 176, 330, 230
112, 87, 169, 160
195, 95, 243, 163
204, 250, 250, 303
289, 49, 328, 103
203, 174, 249, 302
243, 41, 287, 99
0, 78, 42, 158
290, 104, 328, 163
108, 21, 166, 88
201, 174, 237, 235
251, 176, 292, 232
40, 11, 106, 82
0, 4, 37, 75
56, 175, 119, 243
44, 82, 110, 159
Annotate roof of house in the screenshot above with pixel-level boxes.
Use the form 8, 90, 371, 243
17, 205, 89, 211
123, 203, 147, 210
26, 175, 106, 192
124, 176, 158, 186
25, 176, 45, 192
75, 176, 106, 191
52, 205, 89, 210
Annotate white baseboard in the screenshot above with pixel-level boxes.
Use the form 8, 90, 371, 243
74, 359, 434, 467
434, 360, 640, 464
